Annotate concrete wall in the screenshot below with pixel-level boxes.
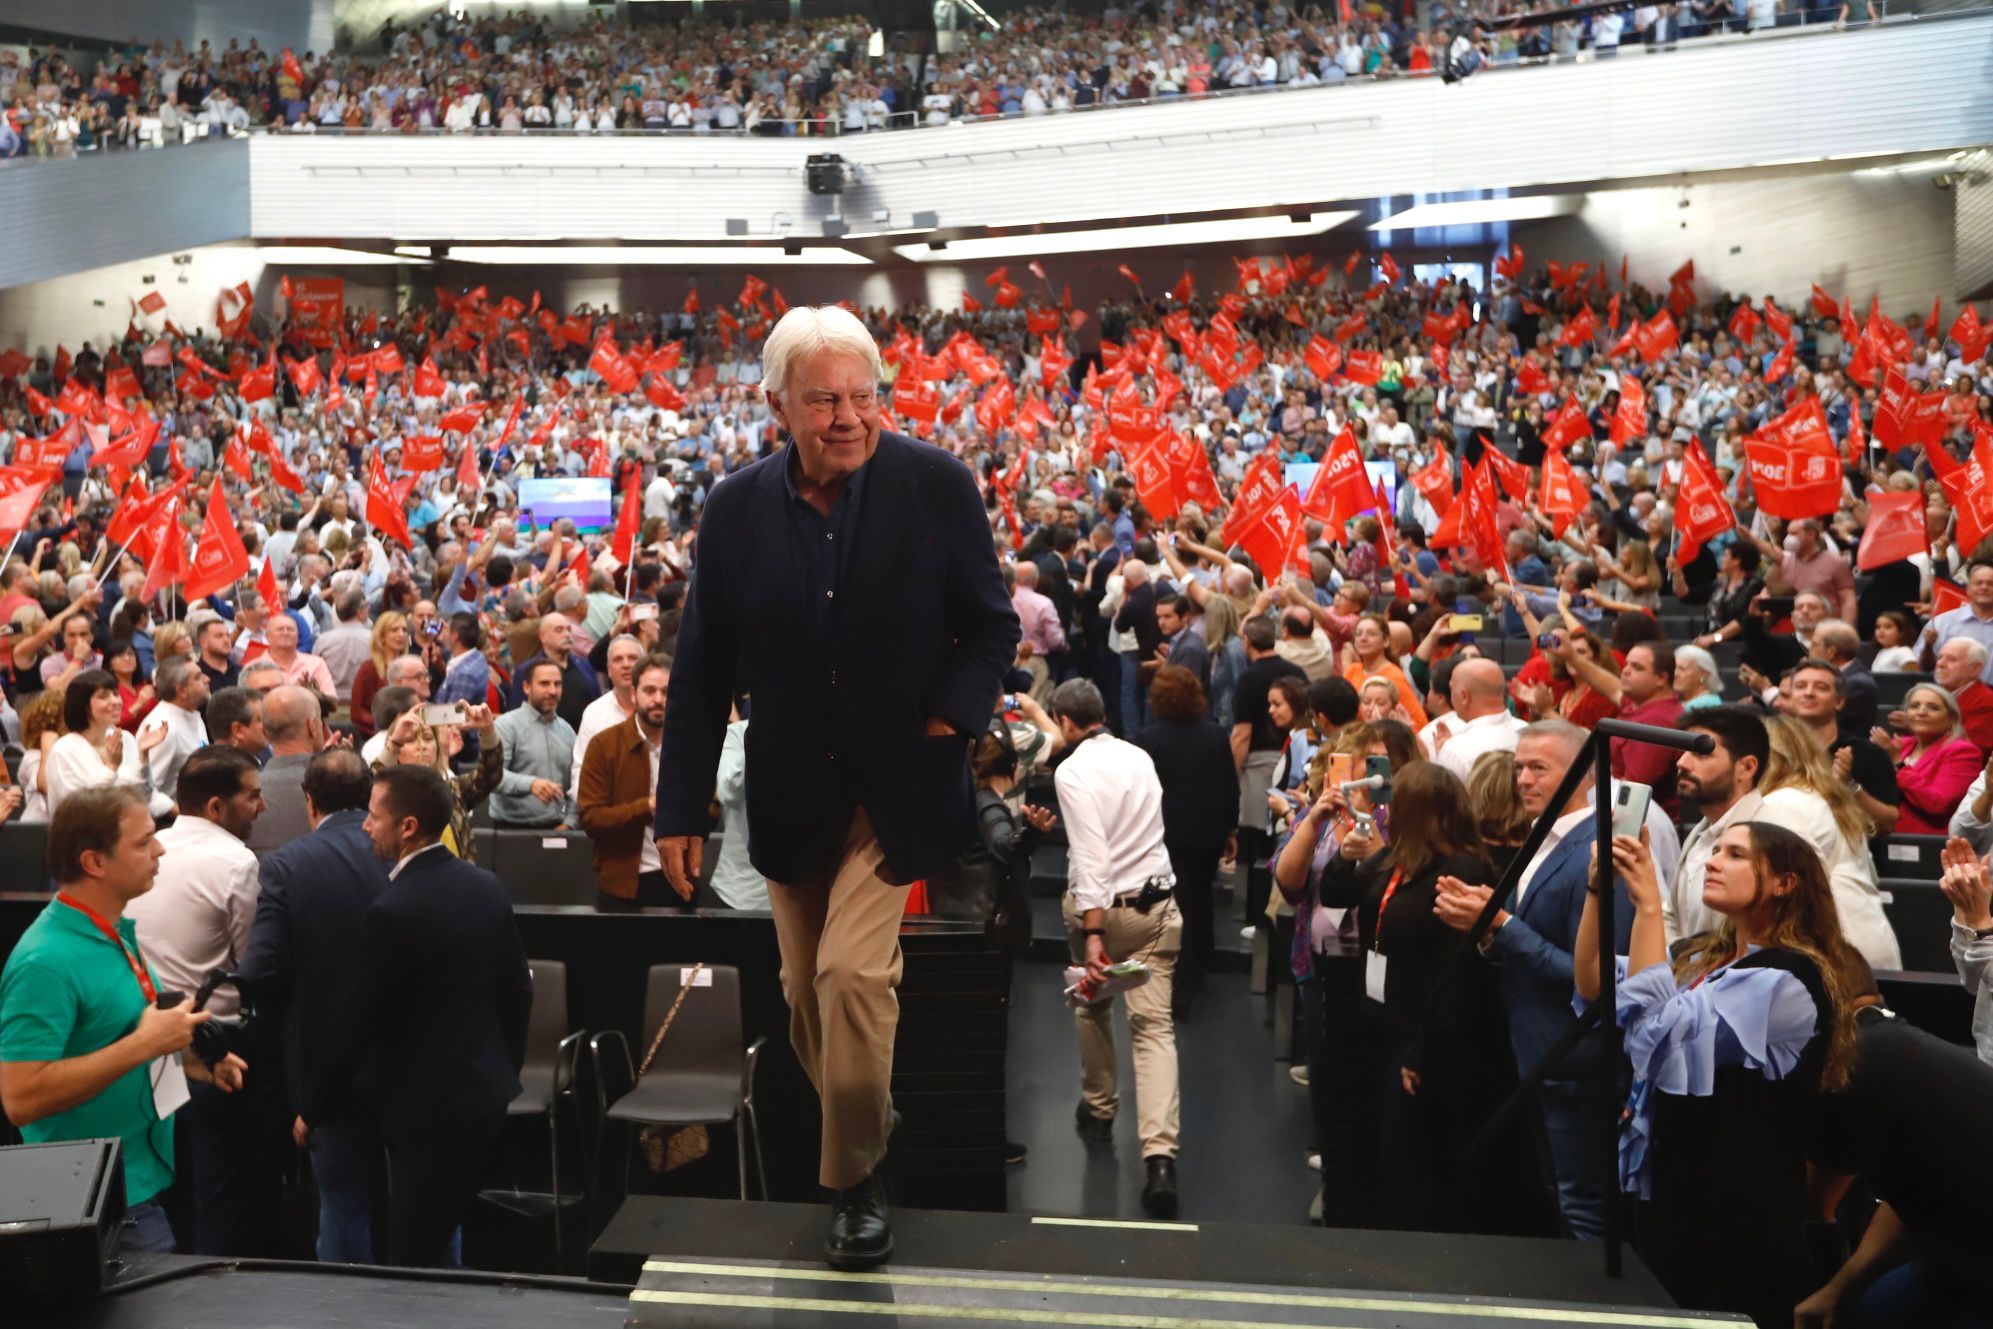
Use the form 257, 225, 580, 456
3, 0, 335, 54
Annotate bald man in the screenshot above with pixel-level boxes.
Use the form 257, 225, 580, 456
507, 611, 601, 730
1434, 657, 1529, 782
250, 686, 329, 856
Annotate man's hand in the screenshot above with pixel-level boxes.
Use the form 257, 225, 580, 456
188, 1051, 248, 1092
1793, 1280, 1842, 1329
658, 834, 702, 902
923, 717, 959, 738
1939, 837, 1993, 931
1737, 662, 1770, 697
1083, 933, 1112, 985
529, 778, 563, 803
1021, 804, 1058, 833
1400, 1066, 1421, 1098
1832, 745, 1854, 782
293, 1115, 311, 1151
136, 723, 167, 756
135, 998, 210, 1059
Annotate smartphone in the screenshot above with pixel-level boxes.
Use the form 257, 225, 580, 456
1759, 595, 1795, 620
1366, 755, 1392, 805
420, 702, 468, 727
1536, 632, 1562, 650
1612, 782, 1652, 839
1327, 753, 1355, 789
1001, 694, 1019, 711
631, 603, 660, 622
1446, 614, 1483, 633
421, 620, 442, 637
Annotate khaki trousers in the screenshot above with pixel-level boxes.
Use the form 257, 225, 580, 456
764, 808, 909, 1190
1063, 893, 1181, 1159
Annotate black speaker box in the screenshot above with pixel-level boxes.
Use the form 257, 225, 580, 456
0, 1138, 126, 1300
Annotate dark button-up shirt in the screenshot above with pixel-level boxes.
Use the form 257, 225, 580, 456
783, 444, 868, 646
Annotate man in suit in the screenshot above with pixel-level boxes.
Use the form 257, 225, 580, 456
1814, 621, 1879, 738
238, 748, 390, 1262
295, 764, 532, 1268
247, 686, 326, 856
657, 305, 1020, 1270
1433, 719, 1633, 1240
1153, 595, 1209, 695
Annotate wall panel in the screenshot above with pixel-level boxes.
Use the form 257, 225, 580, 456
2, 0, 334, 53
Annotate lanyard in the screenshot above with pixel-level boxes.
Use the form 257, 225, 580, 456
1371, 869, 1405, 951
56, 893, 157, 1005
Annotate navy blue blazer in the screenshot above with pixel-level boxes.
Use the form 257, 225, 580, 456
657, 433, 1022, 884
238, 809, 392, 1107
1483, 820, 1635, 1082
300, 845, 532, 1134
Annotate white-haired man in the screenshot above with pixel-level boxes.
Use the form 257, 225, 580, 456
656, 305, 1021, 1270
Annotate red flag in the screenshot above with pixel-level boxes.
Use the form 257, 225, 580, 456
1925, 297, 1944, 341
891, 376, 942, 426
1933, 579, 1969, 618
1538, 447, 1586, 537
0, 473, 53, 542
1728, 303, 1761, 344
1810, 284, 1840, 319
1746, 399, 1843, 520
137, 291, 167, 316
1844, 401, 1868, 468
282, 47, 306, 86
1558, 305, 1598, 349
1171, 272, 1194, 303
256, 554, 281, 612
52, 345, 71, 382
1762, 299, 1792, 343
401, 434, 447, 471
1378, 253, 1401, 285
1610, 375, 1646, 445
1410, 446, 1454, 518
589, 339, 638, 395
269, 451, 305, 495
140, 497, 186, 601
1494, 246, 1524, 281
1950, 305, 1988, 365
609, 470, 642, 565
1303, 335, 1342, 381
1633, 311, 1678, 363
183, 478, 251, 601
1542, 398, 1592, 452
1856, 489, 1929, 571
961, 292, 983, 313
1342, 349, 1382, 386
366, 455, 412, 547
1482, 443, 1529, 502
1940, 430, 1993, 555
412, 356, 447, 398
1765, 338, 1796, 384
437, 403, 482, 433
682, 288, 700, 315
1117, 263, 1142, 288
1301, 427, 1374, 527
1674, 441, 1735, 562
1670, 259, 1696, 287
1124, 435, 1180, 520
1874, 368, 1948, 449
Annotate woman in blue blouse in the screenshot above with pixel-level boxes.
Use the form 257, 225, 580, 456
1576, 821, 1865, 1328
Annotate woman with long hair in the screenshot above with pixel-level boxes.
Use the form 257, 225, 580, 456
1759, 717, 1901, 970
1877, 683, 1981, 834
349, 610, 410, 739
15, 686, 65, 822
372, 702, 503, 857
1320, 760, 1494, 1230
106, 637, 156, 732
1340, 612, 1427, 729
1577, 821, 1865, 1326
1467, 750, 1533, 879
1266, 675, 1318, 834
1201, 596, 1246, 729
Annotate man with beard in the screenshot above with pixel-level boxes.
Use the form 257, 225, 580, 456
578, 654, 680, 911
1664, 705, 1770, 945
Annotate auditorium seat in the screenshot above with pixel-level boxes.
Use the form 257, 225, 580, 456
1874, 672, 1932, 707
1880, 878, 1954, 972
0, 820, 48, 891
493, 959, 587, 1252
489, 830, 599, 907
1875, 835, 1948, 882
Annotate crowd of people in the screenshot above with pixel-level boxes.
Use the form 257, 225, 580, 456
0, 0, 1901, 157
0, 228, 1985, 1322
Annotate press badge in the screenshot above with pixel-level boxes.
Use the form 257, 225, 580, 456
1364, 950, 1387, 1004
151, 1054, 190, 1120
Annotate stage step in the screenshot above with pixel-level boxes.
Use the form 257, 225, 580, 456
595, 1198, 1732, 1327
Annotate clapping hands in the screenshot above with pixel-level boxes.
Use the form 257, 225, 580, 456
1939, 837, 1993, 932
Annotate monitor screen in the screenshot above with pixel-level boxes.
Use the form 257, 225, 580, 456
518, 477, 614, 534
1282, 461, 1397, 519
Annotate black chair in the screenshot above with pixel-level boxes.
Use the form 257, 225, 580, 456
1873, 671, 1933, 709
590, 964, 768, 1201
0, 819, 49, 890
1874, 835, 1948, 883
484, 959, 586, 1251
1879, 879, 1954, 972
490, 830, 597, 906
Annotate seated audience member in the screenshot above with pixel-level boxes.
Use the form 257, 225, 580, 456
1916, 558, 1993, 679
1669, 705, 1772, 944
1757, 717, 1900, 970
1812, 621, 1878, 738
577, 653, 684, 911
370, 704, 502, 856
1670, 644, 1723, 711
1925, 637, 1993, 752
139, 657, 209, 810
1320, 760, 1498, 1232
1880, 684, 1980, 835
1576, 821, 1865, 1327
1, 784, 247, 1254
1340, 612, 1426, 728
1134, 665, 1239, 1017
1868, 610, 1918, 673
1691, 542, 1764, 650
238, 659, 285, 697
108, 638, 157, 731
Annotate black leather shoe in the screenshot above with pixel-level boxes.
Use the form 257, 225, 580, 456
1074, 1100, 1113, 1144
1004, 1139, 1028, 1165
825, 1173, 892, 1270
1141, 1156, 1179, 1219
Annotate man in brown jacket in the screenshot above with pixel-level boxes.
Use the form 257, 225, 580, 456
577, 654, 682, 911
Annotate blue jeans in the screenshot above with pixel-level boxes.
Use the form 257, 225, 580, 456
122, 1199, 177, 1254
1118, 650, 1147, 736
1537, 1078, 1614, 1241
311, 1120, 379, 1263
1843, 1261, 1993, 1329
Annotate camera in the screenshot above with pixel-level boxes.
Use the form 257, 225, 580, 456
1537, 632, 1563, 650
155, 969, 252, 1068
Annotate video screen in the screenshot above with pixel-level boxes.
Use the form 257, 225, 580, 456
518, 477, 614, 534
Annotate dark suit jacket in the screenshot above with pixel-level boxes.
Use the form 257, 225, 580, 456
1483, 820, 1634, 1081
1164, 629, 1211, 692
657, 432, 1021, 884
239, 809, 392, 1106
1134, 717, 1238, 851
1839, 664, 1879, 739
1114, 581, 1161, 660
301, 843, 532, 1134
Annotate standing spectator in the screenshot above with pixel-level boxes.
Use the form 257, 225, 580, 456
139, 658, 209, 810
315, 589, 374, 708
1134, 666, 1238, 1018
296, 764, 532, 1269
569, 633, 639, 803
1341, 613, 1427, 728
372, 706, 502, 857
577, 653, 678, 911
506, 611, 600, 730
192, 613, 240, 692
1010, 559, 1066, 687
51, 670, 172, 818
0, 784, 245, 1255
1432, 658, 1528, 781
1050, 679, 1183, 1218
205, 687, 267, 760
433, 611, 489, 711
249, 686, 328, 856
1758, 717, 1900, 969
1881, 684, 1981, 835
261, 614, 336, 705
238, 750, 390, 1263
489, 659, 574, 828
1917, 558, 1993, 683
124, 747, 274, 1255
1668, 705, 1771, 944
349, 611, 409, 740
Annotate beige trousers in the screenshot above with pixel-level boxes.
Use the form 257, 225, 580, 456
764, 808, 909, 1190
1063, 893, 1182, 1159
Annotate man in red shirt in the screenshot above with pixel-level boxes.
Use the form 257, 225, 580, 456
1565, 639, 1684, 817
1932, 638, 1993, 754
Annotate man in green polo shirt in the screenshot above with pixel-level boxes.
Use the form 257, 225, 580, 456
1, 783, 246, 1253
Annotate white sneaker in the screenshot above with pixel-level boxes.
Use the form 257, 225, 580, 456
1288, 1064, 1311, 1087
1240, 925, 1256, 941
1306, 1153, 1321, 1172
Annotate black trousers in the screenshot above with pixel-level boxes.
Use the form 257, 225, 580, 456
1165, 838, 1221, 1001
596, 870, 698, 912
171, 1023, 286, 1256
383, 1113, 505, 1268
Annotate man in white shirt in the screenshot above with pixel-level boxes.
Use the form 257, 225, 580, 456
143, 657, 212, 808
125, 746, 272, 1254
1434, 659, 1528, 781
1668, 705, 1768, 944
570, 634, 640, 803
1048, 679, 1181, 1219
